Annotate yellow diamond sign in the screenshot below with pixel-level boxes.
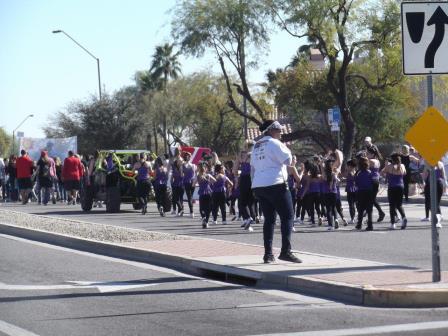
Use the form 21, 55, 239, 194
405, 106, 448, 167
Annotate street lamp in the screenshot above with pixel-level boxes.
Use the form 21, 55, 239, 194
52, 29, 102, 100
12, 114, 34, 155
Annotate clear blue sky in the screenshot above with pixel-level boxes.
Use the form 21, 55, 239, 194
0, 0, 300, 139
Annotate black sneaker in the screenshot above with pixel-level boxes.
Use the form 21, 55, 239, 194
365, 226, 374, 231
377, 212, 385, 222
401, 218, 407, 230
263, 254, 275, 264
278, 252, 302, 263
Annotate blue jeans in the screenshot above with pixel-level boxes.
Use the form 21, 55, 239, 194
253, 183, 293, 255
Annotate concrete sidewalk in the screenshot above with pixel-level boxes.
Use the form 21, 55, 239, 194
1, 219, 447, 308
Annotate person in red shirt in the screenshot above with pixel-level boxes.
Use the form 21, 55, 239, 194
16, 149, 34, 204
62, 150, 84, 205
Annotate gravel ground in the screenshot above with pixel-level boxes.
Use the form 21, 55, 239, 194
0, 209, 190, 243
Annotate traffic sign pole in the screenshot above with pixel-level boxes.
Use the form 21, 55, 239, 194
427, 74, 441, 282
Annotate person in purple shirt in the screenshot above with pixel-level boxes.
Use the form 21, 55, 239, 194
182, 152, 197, 218
171, 159, 184, 216
355, 156, 374, 231
211, 164, 233, 225
345, 159, 358, 224
321, 159, 339, 230
153, 157, 168, 217
196, 163, 216, 228
382, 153, 407, 230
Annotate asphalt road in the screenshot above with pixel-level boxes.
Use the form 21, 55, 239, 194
1, 234, 448, 336
1, 199, 447, 270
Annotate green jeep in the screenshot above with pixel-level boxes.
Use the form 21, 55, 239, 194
80, 150, 172, 213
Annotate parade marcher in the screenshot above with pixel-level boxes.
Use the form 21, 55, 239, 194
196, 163, 216, 228
6, 155, 18, 202
54, 157, 67, 203
236, 150, 256, 230
153, 157, 168, 216
421, 161, 445, 227
287, 155, 301, 230
225, 160, 238, 220
171, 157, 185, 216
355, 156, 375, 231
345, 159, 358, 224
301, 163, 322, 226
62, 150, 84, 205
322, 159, 339, 230
0, 157, 5, 201
36, 151, 55, 205
251, 120, 302, 264
16, 150, 34, 205
366, 145, 386, 222
295, 162, 307, 224
211, 164, 233, 225
134, 153, 153, 215
182, 152, 196, 218
382, 153, 408, 230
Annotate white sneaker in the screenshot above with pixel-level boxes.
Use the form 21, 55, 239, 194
190, 213, 194, 218
213, 220, 217, 225
292, 226, 296, 232
390, 223, 396, 230
436, 214, 443, 228
421, 217, 430, 222
247, 226, 254, 232
171, 210, 176, 215
244, 220, 253, 230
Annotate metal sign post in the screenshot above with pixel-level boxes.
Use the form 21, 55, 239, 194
402, 2, 448, 282
427, 75, 441, 282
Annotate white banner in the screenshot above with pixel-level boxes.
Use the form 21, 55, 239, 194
19, 136, 77, 161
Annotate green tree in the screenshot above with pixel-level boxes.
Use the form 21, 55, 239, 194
44, 90, 144, 154
0, 127, 11, 157
149, 43, 182, 154
172, 0, 271, 126
268, 0, 403, 159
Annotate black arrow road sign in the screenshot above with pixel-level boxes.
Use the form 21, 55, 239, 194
425, 6, 448, 68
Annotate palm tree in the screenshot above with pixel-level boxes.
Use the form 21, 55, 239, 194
149, 43, 182, 154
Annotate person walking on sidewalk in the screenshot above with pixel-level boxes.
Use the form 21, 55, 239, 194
421, 161, 445, 227
36, 151, 56, 206
16, 150, 34, 204
251, 120, 302, 264
382, 153, 408, 230
62, 150, 84, 205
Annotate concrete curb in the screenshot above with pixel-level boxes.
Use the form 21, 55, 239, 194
0, 222, 447, 308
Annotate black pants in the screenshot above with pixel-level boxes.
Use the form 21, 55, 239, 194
347, 191, 357, 221
199, 194, 212, 222
357, 190, 373, 228
137, 179, 151, 207
388, 186, 406, 223
424, 180, 443, 218
335, 198, 344, 219
324, 193, 337, 227
239, 175, 255, 220
296, 196, 305, 219
372, 180, 384, 216
289, 188, 297, 215
172, 186, 184, 213
307, 192, 321, 224
228, 195, 237, 216
253, 183, 293, 255
212, 191, 226, 222
183, 182, 195, 214
155, 185, 167, 210
403, 174, 410, 202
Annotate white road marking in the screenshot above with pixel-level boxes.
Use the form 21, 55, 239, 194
0, 280, 161, 293
0, 320, 40, 336
249, 320, 448, 336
